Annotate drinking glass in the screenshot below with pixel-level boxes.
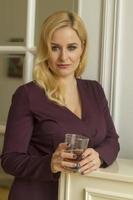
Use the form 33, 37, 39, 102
65, 134, 89, 171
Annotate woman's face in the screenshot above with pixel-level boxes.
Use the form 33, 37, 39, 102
47, 26, 83, 78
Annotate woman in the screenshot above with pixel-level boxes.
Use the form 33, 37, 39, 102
1, 11, 120, 200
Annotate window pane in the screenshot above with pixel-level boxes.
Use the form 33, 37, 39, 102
35, 0, 78, 45
0, 0, 27, 46
0, 54, 24, 125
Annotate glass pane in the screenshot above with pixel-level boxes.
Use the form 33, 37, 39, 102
35, 0, 78, 45
0, 54, 24, 125
0, 0, 27, 46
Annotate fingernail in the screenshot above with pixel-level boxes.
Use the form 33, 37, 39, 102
75, 163, 80, 169
77, 163, 80, 168
74, 163, 77, 168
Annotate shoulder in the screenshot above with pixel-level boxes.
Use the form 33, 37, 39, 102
11, 81, 46, 111
14, 81, 42, 96
12, 81, 44, 103
77, 78, 103, 92
77, 78, 106, 101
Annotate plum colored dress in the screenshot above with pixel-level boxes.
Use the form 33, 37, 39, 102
1, 79, 119, 200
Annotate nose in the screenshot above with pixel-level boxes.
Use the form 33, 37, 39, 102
59, 49, 68, 61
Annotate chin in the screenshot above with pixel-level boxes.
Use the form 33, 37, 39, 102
57, 72, 74, 78
55, 69, 74, 77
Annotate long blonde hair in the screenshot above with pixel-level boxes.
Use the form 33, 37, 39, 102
33, 10, 88, 105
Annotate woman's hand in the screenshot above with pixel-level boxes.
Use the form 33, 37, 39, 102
78, 148, 102, 175
51, 143, 77, 173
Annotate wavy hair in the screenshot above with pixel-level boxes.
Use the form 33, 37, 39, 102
33, 10, 88, 105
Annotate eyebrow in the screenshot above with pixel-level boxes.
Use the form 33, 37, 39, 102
51, 42, 79, 46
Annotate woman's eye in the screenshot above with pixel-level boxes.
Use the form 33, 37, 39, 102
68, 46, 77, 51
51, 46, 59, 51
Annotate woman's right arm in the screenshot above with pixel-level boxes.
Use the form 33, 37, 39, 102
1, 86, 77, 181
1, 86, 60, 181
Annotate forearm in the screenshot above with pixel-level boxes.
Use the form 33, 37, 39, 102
95, 138, 120, 167
1, 152, 60, 181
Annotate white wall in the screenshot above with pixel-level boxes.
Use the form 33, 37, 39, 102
79, 0, 102, 81
113, 0, 133, 158
79, 0, 133, 159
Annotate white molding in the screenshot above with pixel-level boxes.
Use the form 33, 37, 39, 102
0, 46, 26, 53
58, 173, 71, 200
111, 0, 122, 124
100, 0, 120, 115
28, 47, 36, 54
0, 46, 36, 54
85, 187, 133, 200
100, 0, 108, 87
109, 0, 120, 116
77, 0, 82, 16
23, 52, 34, 82
65, 174, 70, 200
23, 0, 36, 82
59, 160, 133, 200
26, 0, 36, 48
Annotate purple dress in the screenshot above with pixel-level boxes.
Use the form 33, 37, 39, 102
1, 79, 119, 200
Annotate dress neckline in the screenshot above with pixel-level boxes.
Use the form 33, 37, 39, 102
62, 79, 85, 121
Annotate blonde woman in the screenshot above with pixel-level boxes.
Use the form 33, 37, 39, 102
1, 11, 119, 200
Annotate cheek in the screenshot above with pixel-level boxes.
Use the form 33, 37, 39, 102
73, 47, 83, 59
48, 55, 58, 65
71, 52, 82, 62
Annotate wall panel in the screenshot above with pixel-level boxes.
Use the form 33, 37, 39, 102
79, 0, 133, 159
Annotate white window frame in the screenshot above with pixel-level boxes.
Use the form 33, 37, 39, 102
0, 0, 36, 133
0, 0, 36, 83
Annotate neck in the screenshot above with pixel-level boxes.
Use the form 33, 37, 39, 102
57, 76, 77, 90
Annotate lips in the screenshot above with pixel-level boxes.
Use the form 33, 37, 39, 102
57, 64, 71, 68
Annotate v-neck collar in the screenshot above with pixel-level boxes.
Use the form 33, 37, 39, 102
61, 78, 85, 121
44, 78, 87, 122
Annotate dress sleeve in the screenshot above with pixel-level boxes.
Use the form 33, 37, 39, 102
93, 81, 120, 167
0, 85, 60, 181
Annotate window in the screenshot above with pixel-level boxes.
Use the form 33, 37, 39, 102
0, 0, 77, 126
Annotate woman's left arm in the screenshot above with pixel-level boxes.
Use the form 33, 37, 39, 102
93, 81, 120, 166
78, 81, 120, 174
